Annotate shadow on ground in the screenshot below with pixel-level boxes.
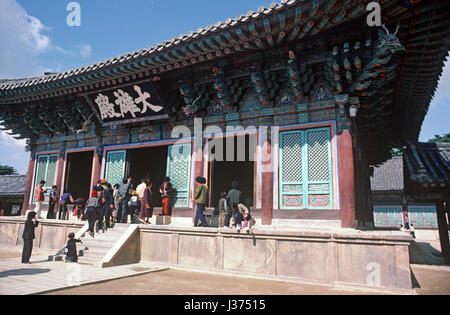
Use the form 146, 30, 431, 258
0, 268, 51, 278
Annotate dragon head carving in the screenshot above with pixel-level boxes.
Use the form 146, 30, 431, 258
377, 24, 405, 55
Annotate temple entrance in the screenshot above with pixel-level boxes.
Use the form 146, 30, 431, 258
64, 151, 94, 200
125, 146, 168, 207
209, 135, 256, 208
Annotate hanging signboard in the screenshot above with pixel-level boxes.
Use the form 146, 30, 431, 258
84, 80, 168, 126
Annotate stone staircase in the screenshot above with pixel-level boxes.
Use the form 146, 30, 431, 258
51, 223, 131, 267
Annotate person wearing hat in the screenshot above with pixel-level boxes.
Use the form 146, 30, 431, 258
160, 177, 173, 216
34, 180, 47, 219
128, 190, 139, 222
85, 190, 101, 237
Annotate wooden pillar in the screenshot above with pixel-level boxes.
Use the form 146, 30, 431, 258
193, 144, 204, 221
92, 152, 102, 191
21, 157, 35, 216
55, 151, 65, 196
436, 200, 450, 264
261, 137, 273, 226
338, 130, 356, 229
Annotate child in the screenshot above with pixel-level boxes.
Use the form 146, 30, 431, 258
86, 191, 101, 238
410, 224, 416, 239
129, 190, 139, 223
65, 233, 82, 263
218, 192, 228, 228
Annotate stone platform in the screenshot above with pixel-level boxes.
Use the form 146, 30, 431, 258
0, 217, 414, 293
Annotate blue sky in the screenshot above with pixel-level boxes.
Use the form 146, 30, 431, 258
0, 0, 448, 174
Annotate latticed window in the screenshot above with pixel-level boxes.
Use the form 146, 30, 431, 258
279, 127, 333, 209
105, 150, 127, 187
33, 154, 58, 203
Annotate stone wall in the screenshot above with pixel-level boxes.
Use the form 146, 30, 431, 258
140, 226, 413, 292
0, 217, 84, 251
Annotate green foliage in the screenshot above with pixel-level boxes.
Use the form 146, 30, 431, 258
0, 165, 18, 175
428, 133, 450, 143
391, 148, 403, 157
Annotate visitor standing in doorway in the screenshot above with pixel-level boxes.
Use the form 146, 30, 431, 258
193, 177, 209, 228
139, 181, 153, 224
118, 177, 132, 223
160, 177, 173, 216
21, 211, 39, 264
47, 185, 58, 219
129, 190, 139, 222
218, 192, 228, 228
34, 180, 47, 219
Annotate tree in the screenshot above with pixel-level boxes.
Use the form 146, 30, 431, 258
428, 134, 450, 143
0, 165, 18, 175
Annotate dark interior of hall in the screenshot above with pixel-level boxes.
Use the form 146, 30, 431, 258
210, 135, 256, 208
126, 146, 168, 208
64, 151, 93, 201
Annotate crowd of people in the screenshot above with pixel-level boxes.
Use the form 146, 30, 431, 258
193, 178, 255, 232
33, 175, 254, 237
34, 176, 173, 238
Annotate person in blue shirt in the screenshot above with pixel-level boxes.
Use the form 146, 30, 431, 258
58, 192, 74, 220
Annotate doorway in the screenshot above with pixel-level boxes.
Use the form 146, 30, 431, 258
209, 135, 256, 208
125, 146, 168, 207
64, 151, 94, 200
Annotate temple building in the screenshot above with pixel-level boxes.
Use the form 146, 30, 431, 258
0, 0, 449, 230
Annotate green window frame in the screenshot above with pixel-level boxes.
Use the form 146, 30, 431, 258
104, 150, 127, 187
33, 154, 58, 203
166, 143, 192, 208
279, 127, 333, 210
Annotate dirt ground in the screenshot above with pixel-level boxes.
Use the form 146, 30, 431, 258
1, 247, 449, 295
42, 266, 450, 296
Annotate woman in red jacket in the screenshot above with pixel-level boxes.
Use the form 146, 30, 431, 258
34, 181, 47, 219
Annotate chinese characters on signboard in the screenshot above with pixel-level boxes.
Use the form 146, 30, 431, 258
88, 82, 166, 125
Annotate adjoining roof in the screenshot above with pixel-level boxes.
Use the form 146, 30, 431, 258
404, 142, 450, 189
371, 156, 404, 192
0, 175, 27, 197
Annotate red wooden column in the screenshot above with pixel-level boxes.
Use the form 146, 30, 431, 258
338, 129, 356, 229
91, 151, 102, 191
55, 151, 65, 196
261, 137, 273, 226
21, 157, 36, 216
193, 143, 204, 221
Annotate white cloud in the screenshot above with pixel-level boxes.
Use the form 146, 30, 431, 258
0, 0, 53, 78
77, 44, 92, 58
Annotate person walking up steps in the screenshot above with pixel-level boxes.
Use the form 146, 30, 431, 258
86, 190, 101, 238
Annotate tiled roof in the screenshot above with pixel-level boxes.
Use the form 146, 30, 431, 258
0, 175, 27, 196
404, 142, 450, 188
371, 156, 404, 192
0, 0, 297, 92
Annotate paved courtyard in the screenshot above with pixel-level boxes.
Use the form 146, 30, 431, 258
0, 246, 449, 295
0, 246, 167, 295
